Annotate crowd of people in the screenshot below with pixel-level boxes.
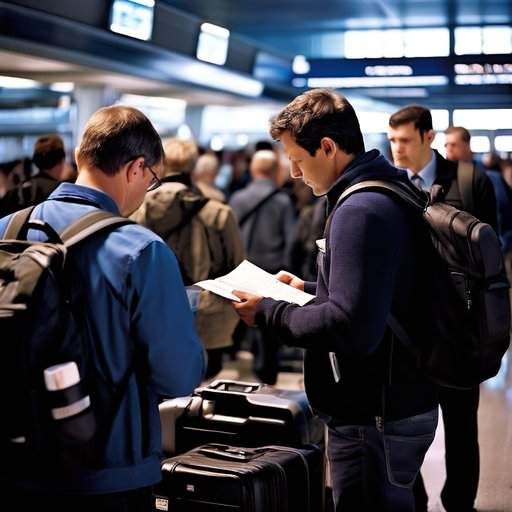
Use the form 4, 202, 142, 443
0, 90, 511, 511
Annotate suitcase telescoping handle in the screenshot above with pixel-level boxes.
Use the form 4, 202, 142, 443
200, 379, 264, 395
198, 443, 264, 462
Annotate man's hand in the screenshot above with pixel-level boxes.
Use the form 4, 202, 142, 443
275, 270, 305, 291
231, 290, 263, 326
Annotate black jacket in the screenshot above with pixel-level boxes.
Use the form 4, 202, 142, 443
434, 150, 498, 230
0, 172, 60, 216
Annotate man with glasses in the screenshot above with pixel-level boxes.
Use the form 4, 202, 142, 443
0, 105, 205, 511
146, 164, 162, 192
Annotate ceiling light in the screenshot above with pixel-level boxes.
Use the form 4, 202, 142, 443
0, 75, 40, 89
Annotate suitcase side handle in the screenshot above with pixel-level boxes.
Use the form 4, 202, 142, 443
200, 379, 264, 394
197, 443, 264, 462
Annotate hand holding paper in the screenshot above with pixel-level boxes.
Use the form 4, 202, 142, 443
274, 270, 305, 291
194, 260, 315, 306
231, 289, 262, 327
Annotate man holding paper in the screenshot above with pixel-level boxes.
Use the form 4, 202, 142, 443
231, 89, 438, 512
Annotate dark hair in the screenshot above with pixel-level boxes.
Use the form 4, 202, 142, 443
389, 105, 433, 140
444, 126, 471, 143
270, 88, 365, 156
32, 134, 65, 171
255, 140, 274, 151
76, 105, 164, 176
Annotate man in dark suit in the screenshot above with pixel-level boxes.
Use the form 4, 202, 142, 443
388, 105, 498, 512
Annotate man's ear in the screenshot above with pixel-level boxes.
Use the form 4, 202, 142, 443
320, 137, 337, 159
125, 157, 145, 184
426, 129, 435, 146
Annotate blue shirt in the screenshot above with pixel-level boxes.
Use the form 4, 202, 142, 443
406, 150, 437, 191
0, 183, 205, 494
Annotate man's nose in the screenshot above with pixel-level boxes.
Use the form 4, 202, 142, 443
290, 162, 302, 179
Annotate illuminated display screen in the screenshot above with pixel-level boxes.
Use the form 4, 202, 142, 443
294, 57, 512, 88
253, 51, 292, 82
196, 23, 230, 66
110, 0, 155, 41
454, 63, 512, 85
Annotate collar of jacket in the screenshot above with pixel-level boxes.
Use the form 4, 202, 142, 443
161, 173, 193, 187
325, 149, 406, 215
161, 173, 208, 202
433, 149, 457, 190
47, 182, 120, 214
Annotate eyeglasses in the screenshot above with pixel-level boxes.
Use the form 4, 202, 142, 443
146, 166, 162, 192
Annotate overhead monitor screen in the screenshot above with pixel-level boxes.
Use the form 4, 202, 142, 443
110, 0, 155, 41
196, 23, 230, 66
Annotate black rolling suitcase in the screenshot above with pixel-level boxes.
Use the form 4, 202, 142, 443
153, 443, 325, 512
159, 379, 324, 456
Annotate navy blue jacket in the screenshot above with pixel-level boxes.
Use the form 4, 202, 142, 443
256, 150, 438, 424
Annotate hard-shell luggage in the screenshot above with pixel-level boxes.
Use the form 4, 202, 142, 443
159, 379, 324, 456
153, 443, 325, 512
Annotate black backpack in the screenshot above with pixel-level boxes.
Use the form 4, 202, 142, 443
0, 206, 134, 467
330, 179, 511, 389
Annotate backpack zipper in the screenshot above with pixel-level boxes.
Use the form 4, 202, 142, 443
464, 275, 472, 310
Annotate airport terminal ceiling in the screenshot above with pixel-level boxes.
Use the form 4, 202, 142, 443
160, 0, 512, 110
0, 48, 264, 109
0, 0, 511, 110
0, 0, 511, 156
161, 0, 512, 56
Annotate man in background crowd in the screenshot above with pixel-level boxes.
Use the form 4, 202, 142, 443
132, 138, 244, 379
445, 125, 512, 312
193, 152, 226, 202
0, 134, 68, 216
389, 107, 497, 512
229, 149, 296, 384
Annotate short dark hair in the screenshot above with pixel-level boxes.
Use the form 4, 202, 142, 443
254, 140, 274, 151
444, 126, 471, 143
32, 134, 65, 171
76, 105, 164, 176
270, 88, 365, 156
389, 105, 433, 140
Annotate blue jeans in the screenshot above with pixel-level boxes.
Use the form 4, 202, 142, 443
328, 408, 438, 512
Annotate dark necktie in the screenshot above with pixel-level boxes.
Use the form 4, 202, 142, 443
411, 174, 425, 191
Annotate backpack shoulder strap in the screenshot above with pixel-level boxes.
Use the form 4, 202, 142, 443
3, 206, 37, 239
457, 161, 475, 213
163, 198, 209, 240
238, 188, 281, 227
60, 210, 134, 248
323, 180, 426, 237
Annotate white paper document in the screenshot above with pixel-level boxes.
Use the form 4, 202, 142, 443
195, 260, 315, 306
